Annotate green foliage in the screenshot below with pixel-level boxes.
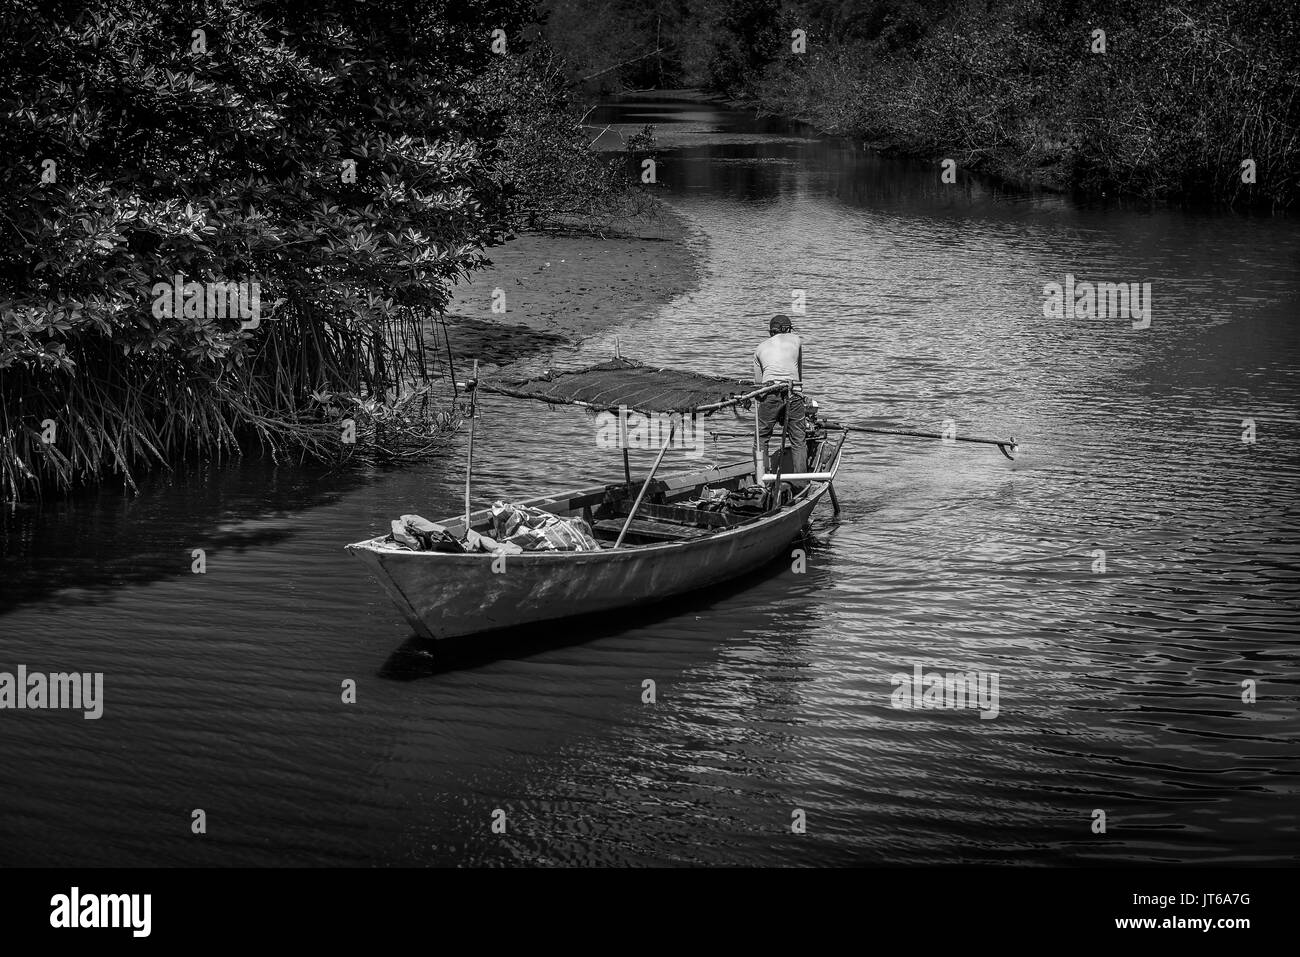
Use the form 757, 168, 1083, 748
475, 45, 658, 231
0, 0, 624, 500
537, 0, 661, 91
540, 0, 1297, 205
707, 0, 783, 94
537, 0, 738, 92
750, 0, 1299, 206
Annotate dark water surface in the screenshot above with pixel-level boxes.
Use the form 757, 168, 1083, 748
3, 95, 1298, 866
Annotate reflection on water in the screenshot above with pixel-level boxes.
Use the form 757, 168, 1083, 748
1, 94, 1297, 866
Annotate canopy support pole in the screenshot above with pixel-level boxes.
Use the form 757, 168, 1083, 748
619, 406, 631, 485
463, 359, 478, 532
614, 421, 675, 548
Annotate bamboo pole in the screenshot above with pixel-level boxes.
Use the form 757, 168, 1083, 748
476, 380, 789, 414
620, 405, 631, 485
833, 423, 1015, 448
615, 344, 631, 485
831, 423, 1017, 459
708, 422, 1017, 459
464, 359, 478, 531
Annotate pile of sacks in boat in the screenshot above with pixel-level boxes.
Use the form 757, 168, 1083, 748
387, 502, 600, 554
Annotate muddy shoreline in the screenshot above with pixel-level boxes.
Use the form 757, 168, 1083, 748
438, 202, 702, 374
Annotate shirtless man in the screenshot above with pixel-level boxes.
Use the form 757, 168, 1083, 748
753, 314, 807, 478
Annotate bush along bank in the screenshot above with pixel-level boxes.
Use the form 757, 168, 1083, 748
0, 1, 655, 502
727, 0, 1298, 208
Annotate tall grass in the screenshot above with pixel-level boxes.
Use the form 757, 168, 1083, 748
0, 300, 455, 500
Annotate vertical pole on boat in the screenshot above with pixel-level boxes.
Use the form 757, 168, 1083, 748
614, 419, 675, 548
464, 358, 478, 532
752, 396, 761, 483
615, 341, 631, 486
620, 406, 632, 486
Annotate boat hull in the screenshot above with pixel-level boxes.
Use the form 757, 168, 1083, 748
347, 456, 839, 641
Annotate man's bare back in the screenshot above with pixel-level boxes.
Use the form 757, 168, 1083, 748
754, 331, 802, 384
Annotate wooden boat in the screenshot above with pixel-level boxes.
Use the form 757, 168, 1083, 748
345, 354, 1018, 643
347, 355, 849, 641
346, 429, 845, 640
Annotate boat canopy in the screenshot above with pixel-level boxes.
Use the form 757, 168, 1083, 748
478, 357, 787, 416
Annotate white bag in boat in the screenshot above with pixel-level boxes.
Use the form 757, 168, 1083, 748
490, 502, 600, 551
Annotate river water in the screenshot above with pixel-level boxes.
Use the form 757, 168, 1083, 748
2, 94, 1297, 866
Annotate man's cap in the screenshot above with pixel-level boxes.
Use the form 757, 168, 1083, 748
769, 314, 793, 334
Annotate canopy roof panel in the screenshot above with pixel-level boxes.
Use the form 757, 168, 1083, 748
479, 357, 784, 415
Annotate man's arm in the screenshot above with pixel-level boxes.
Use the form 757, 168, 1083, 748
797, 342, 803, 382
753, 348, 763, 384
